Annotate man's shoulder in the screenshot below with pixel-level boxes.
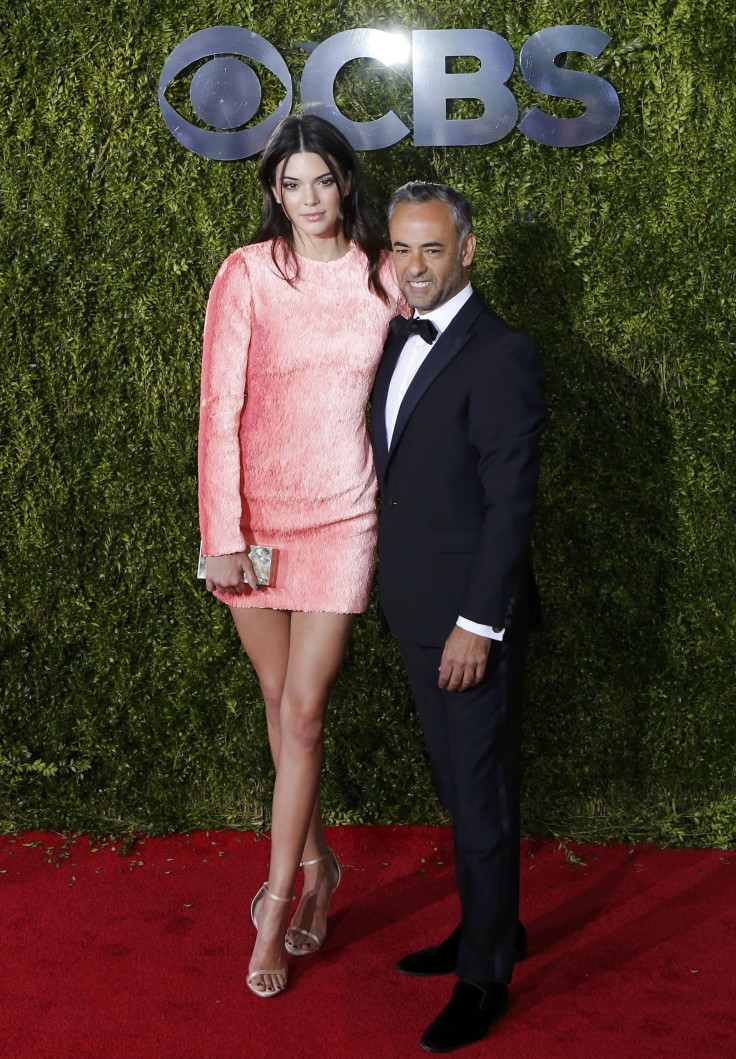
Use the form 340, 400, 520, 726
463, 294, 528, 340
460, 298, 537, 362
458, 298, 543, 402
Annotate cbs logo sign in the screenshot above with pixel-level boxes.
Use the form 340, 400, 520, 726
158, 25, 621, 160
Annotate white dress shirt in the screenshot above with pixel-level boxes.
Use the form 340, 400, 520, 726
385, 284, 504, 642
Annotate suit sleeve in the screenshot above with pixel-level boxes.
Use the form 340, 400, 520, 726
198, 251, 251, 556
460, 333, 545, 627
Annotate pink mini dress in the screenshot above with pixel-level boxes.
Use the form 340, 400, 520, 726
198, 238, 405, 613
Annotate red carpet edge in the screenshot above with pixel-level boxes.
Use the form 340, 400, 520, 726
1, 826, 734, 1058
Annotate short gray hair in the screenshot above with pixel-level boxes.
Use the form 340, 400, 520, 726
388, 181, 473, 251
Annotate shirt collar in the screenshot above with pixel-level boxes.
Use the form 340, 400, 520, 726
414, 283, 473, 337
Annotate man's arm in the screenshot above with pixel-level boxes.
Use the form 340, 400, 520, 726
439, 331, 544, 690
460, 331, 546, 629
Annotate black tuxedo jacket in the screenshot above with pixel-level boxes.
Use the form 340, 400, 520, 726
371, 291, 545, 647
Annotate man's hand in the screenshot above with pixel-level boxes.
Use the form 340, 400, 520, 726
205, 551, 258, 594
438, 626, 493, 692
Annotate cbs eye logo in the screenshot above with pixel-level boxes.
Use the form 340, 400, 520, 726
158, 26, 293, 161
159, 25, 621, 159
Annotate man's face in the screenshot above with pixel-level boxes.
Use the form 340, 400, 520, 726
389, 199, 476, 314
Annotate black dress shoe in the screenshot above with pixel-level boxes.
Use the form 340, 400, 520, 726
397, 924, 461, 976
420, 981, 508, 1053
397, 920, 527, 977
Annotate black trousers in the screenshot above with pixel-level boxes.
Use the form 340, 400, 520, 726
397, 625, 528, 985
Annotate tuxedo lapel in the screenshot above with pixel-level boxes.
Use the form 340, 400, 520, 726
371, 328, 404, 474
386, 293, 485, 467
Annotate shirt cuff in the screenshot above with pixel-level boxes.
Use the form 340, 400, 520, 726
456, 616, 505, 641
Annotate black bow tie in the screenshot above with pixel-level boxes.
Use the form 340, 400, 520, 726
390, 315, 439, 345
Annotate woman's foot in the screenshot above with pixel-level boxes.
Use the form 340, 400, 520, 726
248, 884, 293, 997
285, 848, 341, 956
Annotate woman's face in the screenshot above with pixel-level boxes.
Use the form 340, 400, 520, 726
272, 151, 349, 245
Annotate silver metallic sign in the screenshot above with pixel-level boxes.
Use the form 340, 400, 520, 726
158, 25, 621, 159
300, 29, 410, 150
518, 26, 620, 147
411, 29, 518, 147
158, 26, 292, 160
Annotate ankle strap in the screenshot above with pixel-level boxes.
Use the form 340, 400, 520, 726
262, 882, 294, 903
300, 847, 334, 868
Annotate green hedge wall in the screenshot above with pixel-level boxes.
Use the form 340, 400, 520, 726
1, 0, 734, 844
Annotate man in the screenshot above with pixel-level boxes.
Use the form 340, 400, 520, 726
372, 182, 545, 1052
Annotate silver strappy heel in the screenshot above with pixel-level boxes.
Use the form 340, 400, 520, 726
248, 883, 294, 998
284, 847, 341, 957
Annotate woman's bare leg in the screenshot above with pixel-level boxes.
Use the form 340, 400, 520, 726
230, 607, 290, 769
285, 797, 340, 952
230, 607, 354, 992
230, 609, 333, 865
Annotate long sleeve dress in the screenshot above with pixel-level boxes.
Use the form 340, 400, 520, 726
198, 238, 405, 613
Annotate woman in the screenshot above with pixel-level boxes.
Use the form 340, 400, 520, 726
198, 114, 406, 997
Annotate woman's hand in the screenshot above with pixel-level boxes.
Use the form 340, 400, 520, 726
205, 551, 258, 594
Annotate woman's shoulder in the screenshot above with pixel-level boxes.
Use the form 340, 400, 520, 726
212, 240, 277, 283
377, 249, 410, 316
377, 247, 395, 276
223, 240, 274, 267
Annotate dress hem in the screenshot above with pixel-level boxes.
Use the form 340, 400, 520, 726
218, 597, 366, 615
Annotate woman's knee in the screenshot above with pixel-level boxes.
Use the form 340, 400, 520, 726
258, 676, 285, 715
263, 698, 282, 736
281, 698, 327, 751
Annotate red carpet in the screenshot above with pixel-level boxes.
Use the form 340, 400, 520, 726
1, 827, 734, 1058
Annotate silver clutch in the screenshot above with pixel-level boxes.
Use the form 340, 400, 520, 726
197, 542, 273, 586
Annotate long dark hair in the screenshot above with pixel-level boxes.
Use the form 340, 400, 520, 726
251, 113, 388, 302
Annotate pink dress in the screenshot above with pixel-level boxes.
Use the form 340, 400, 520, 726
198, 239, 405, 613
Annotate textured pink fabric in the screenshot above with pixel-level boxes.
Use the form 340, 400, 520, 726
198, 239, 405, 613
